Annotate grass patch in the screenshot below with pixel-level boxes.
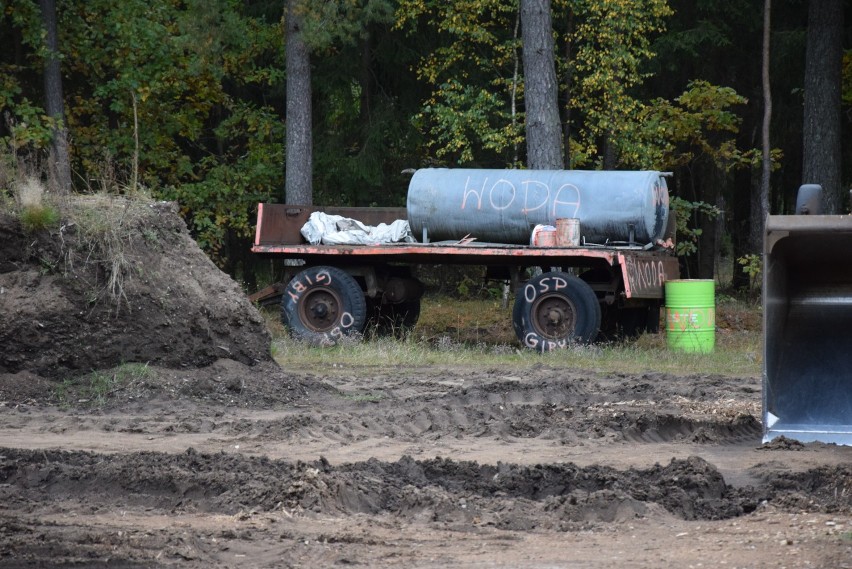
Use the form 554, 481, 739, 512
268, 295, 762, 377
9, 176, 60, 232
19, 203, 60, 232
56, 362, 153, 406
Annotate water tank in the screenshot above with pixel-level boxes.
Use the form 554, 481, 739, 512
406, 169, 670, 245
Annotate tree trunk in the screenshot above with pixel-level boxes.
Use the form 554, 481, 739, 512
359, 31, 372, 137
731, 168, 753, 291
39, 0, 72, 195
602, 134, 617, 170
560, 10, 574, 169
802, 0, 843, 214
520, 0, 563, 170
750, 0, 773, 253
285, 0, 312, 205
697, 161, 724, 280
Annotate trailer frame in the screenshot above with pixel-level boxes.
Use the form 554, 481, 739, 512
251, 203, 679, 349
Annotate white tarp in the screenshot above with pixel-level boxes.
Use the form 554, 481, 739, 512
301, 211, 416, 245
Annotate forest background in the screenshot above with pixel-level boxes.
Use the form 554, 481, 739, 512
2, 0, 850, 293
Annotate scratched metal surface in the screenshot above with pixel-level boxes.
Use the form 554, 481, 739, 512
407, 169, 670, 245
764, 219, 852, 444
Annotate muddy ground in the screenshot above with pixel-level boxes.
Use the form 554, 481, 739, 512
1, 199, 851, 568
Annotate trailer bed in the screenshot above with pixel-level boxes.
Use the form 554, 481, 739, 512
251, 203, 678, 299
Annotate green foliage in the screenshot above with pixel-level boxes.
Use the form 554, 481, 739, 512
635, 80, 757, 171
19, 203, 59, 232
285, 0, 419, 207
633, 81, 778, 261
737, 253, 762, 291
159, 100, 285, 260
396, 0, 523, 166
59, 0, 279, 186
565, 0, 673, 168
0, 0, 816, 282
57, 363, 153, 406
670, 196, 720, 257
0, 86, 55, 150
415, 79, 523, 164
3, 0, 421, 260
48, 1, 283, 260
297, 0, 395, 51
0, 0, 57, 152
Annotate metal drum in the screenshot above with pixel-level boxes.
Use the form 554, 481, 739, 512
407, 169, 670, 245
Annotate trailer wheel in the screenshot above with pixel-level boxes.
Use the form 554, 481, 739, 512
513, 272, 601, 351
281, 266, 367, 345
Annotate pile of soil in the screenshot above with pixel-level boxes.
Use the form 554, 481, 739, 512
0, 197, 271, 380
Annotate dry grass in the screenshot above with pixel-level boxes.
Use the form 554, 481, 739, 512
268, 295, 762, 378
0, 171, 155, 308
15, 176, 47, 208
64, 194, 156, 306
8, 176, 61, 233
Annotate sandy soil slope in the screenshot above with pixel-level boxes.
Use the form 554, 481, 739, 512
1, 201, 850, 568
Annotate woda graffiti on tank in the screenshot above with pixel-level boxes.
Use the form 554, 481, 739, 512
460, 176, 581, 218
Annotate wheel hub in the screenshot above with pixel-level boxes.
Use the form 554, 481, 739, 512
531, 294, 576, 339
300, 289, 341, 332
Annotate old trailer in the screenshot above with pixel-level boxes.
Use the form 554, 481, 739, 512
251, 169, 680, 350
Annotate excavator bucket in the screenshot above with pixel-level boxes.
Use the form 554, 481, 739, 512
763, 214, 852, 444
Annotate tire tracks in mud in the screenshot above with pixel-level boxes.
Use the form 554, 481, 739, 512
0, 370, 846, 519
2, 366, 852, 568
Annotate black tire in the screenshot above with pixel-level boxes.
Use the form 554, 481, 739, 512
281, 266, 367, 345
512, 272, 601, 351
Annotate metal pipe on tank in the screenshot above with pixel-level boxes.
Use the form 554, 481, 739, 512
406, 169, 670, 245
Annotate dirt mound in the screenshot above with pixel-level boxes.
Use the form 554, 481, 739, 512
3, 448, 849, 531
0, 198, 271, 380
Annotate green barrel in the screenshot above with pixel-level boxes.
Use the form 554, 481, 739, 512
665, 279, 715, 353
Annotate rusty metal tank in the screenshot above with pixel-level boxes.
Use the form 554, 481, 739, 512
406, 169, 670, 245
